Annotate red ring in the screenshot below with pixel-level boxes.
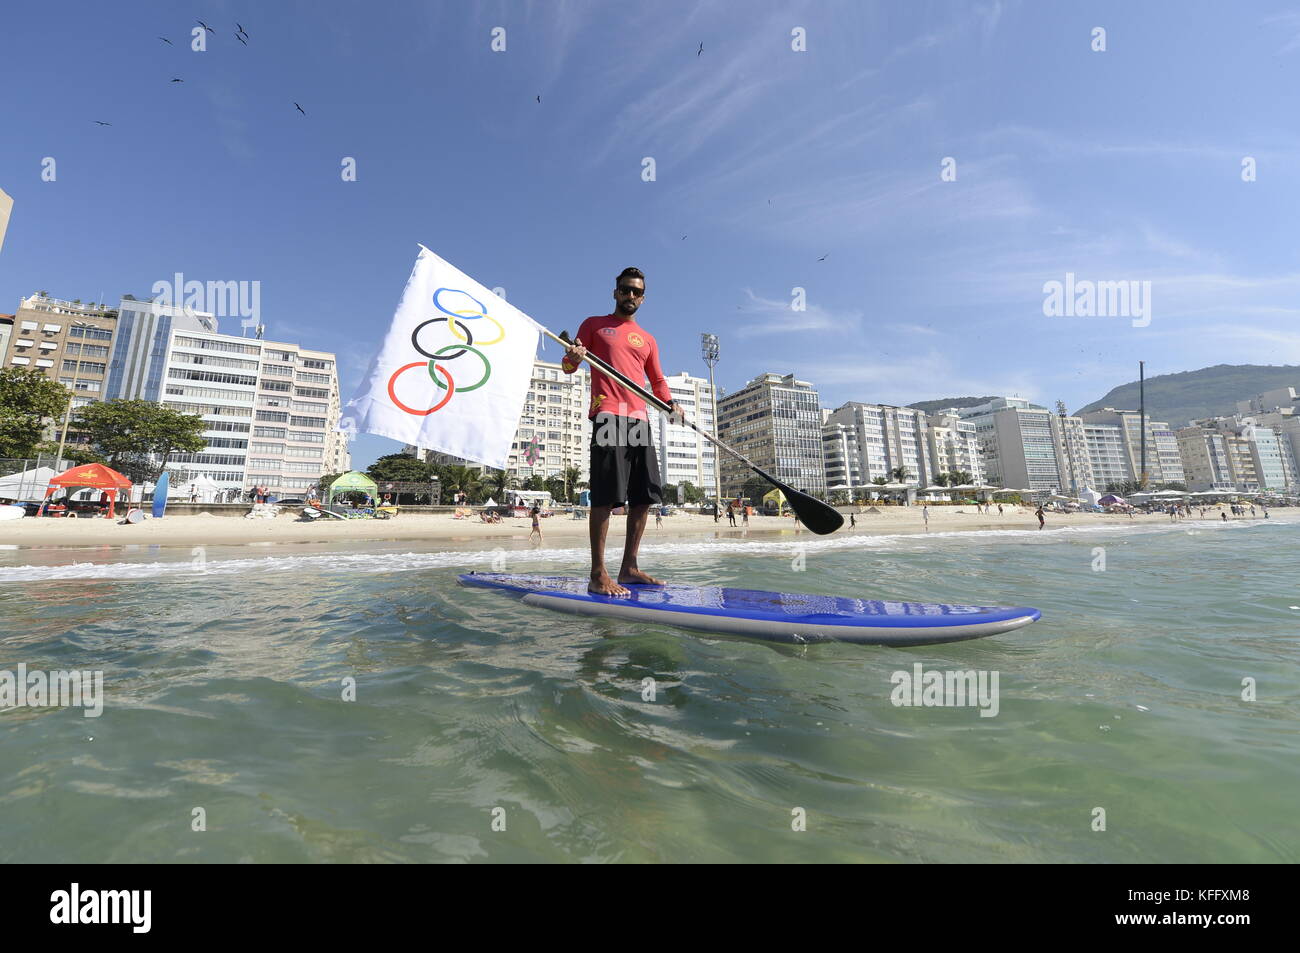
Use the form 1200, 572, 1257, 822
388, 361, 455, 415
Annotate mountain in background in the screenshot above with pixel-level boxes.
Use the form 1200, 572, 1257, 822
1074, 364, 1300, 427
906, 396, 1003, 414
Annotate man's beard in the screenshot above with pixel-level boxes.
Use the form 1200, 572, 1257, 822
618, 300, 639, 315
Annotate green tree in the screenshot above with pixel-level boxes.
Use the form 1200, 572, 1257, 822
739, 477, 766, 503
442, 464, 482, 502
544, 475, 567, 503
484, 467, 518, 500
72, 400, 207, 482
522, 475, 545, 492
562, 466, 584, 500
932, 472, 950, 487
871, 476, 889, 486
950, 470, 974, 485
890, 465, 911, 483
0, 368, 69, 458
366, 453, 433, 482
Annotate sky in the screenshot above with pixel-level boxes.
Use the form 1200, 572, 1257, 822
3, 0, 1300, 469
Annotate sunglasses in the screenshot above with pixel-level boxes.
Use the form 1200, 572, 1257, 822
616, 285, 645, 297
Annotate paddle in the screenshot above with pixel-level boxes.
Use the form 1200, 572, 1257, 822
543, 328, 843, 535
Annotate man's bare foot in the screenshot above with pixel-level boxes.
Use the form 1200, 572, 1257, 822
589, 571, 630, 597
618, 567, 664, 587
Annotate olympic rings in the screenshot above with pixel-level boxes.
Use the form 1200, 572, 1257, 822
411, 316, 474, 360
388, 361, 455, 415
430, 344, 491, 392
386, 287, 508, 416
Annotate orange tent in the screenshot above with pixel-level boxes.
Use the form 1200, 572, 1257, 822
42, 463, 133, 519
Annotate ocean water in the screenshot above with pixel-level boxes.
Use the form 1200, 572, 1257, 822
1, 518, 1296, 863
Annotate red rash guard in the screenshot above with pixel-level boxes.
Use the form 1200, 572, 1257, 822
562, 314, 671, 420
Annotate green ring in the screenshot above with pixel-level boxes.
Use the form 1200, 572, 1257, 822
430, 344, 491, 391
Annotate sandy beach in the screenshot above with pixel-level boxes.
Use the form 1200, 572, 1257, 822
3, 504, 1291, 548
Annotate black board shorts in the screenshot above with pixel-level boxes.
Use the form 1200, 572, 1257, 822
588, 413, 662, 507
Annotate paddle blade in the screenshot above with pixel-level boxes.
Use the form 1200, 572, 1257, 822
771, 477, 844, 535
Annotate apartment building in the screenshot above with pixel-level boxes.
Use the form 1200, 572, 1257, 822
958, 398, 1062, 491
1077, 408, 1185, 485
649, 371, 717, 492
926, 410, 987, 485
717, 373, 825, 499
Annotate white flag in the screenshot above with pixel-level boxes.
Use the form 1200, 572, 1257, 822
344, 246, 543, 469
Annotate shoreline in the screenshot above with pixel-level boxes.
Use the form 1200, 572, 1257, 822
2, 505, 1293, 552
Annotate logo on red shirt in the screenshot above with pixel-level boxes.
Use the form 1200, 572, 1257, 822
627, 332, 645, 348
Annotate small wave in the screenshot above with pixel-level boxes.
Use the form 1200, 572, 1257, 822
0, 516, 1286, 584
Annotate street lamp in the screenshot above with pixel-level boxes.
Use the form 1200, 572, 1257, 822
701, 332, 722, 520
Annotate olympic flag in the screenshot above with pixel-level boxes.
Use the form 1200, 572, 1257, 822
343, 245, 544, 470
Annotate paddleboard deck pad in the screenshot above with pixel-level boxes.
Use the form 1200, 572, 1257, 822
457, 573, 1040, 645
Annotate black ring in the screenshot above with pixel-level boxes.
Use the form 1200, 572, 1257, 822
411, 317, 473, 359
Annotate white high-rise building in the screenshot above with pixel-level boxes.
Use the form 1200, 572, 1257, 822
105, 295, 347, 496
1077, 407, 1185, 485
717, 373, 825, 499
823, 402, 934, 488
957, 398, 1062, 491
926, 410, 987, 485
648, 372, 716, 493
506, 358, 591, 481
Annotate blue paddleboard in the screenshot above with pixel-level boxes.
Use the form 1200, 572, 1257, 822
151, 471, 169, 519
457, 573, 1041, 646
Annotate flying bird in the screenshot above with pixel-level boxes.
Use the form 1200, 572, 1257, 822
536, 95, 541, 103
817, 254, 828, 261
197, 19, 215, 33
93, 120, 112, 126
697, 42, 703, 56
294, 102, 306, 115
237, 23, 248, 36
681, 235, 687, 240
236, 32, 247, 45
170, 77, 184, 83
158, 37, 173, 45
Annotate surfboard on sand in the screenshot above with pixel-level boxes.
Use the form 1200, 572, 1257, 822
151, 472, 169, 519
457, 573, 1041, 646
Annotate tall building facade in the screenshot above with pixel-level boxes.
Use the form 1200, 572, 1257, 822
959, 398, 1062, 491
1082, 423, 1132, 489
102, 295, 346, 495
823, 402, 934, 488
717, 373, 825, 498
925, 410, 987, 485
0, 186, 12, 255
1077, 408, 1185, 485
649, 372, 717, 492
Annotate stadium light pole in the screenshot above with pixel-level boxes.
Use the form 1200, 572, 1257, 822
701, 333, 722, 520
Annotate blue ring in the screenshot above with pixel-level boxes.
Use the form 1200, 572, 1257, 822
434, 287, 488, 321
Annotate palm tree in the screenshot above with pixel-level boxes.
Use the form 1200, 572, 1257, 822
933, 472, 950, 487
871, 477, 889, 486
890, 466, 910, 483
443, 465, 481, 503
486, 467, 517, 500
562, 466, 583, 501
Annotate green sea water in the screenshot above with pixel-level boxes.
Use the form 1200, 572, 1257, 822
1, 517, 1296, 863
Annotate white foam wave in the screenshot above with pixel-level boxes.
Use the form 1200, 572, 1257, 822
0, 516, 1284, 584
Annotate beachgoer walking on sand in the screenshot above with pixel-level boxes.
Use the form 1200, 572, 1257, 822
726, 502, 736, 527
529, 505, 543, 543
1035, 504, 1045, 529
849, 513, 856, 528
922, 505, 929, 530
997, 503, 1003, 515
742, 506, 749, 526
655, 508, 662, 529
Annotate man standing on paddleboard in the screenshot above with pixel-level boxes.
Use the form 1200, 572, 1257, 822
563, 267, 680, 596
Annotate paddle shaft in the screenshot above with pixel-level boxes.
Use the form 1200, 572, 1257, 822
541, 327, 782, 491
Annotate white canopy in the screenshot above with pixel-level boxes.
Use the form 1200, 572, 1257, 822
0, 466, 60, 501
482, 497, 497, 507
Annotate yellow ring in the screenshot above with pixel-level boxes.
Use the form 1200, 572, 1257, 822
448, 309, 504, 346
